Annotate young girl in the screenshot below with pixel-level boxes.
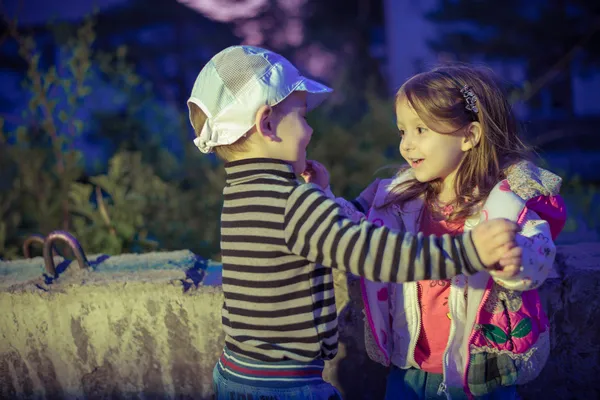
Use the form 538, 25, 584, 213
357, 65, 567, 399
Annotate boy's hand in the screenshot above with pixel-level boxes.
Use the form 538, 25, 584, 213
301, 160, 330, 189
471, 219, 521, 276
492, 247, 523, 279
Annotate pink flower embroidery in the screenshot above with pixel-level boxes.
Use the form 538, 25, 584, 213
372, 218, 384, 227
521, 276, 532, 287
377, 288, 389, 301
481, 209, 489, 221
499, 180, 511, 192
441, 204, 454, 217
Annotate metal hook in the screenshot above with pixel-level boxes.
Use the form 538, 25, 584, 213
43, 231, 89, 277
23, 234, 59, 258
23, 234, 45, 258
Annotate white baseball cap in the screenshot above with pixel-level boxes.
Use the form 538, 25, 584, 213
187, 45, 333, 154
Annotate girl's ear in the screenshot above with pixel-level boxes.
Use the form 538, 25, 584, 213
462, 122, 482, 151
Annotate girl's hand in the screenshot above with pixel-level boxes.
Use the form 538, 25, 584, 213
301, 160, 330, 190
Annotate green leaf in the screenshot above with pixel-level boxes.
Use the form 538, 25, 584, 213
28, 97, 39, 112
62, 79, 72, 91
73, 119, 83, 134
116, 45, 127, 58
105, 234, 122, 254
59, 110, 68, 123
0, 117, 5, 144
31, 53, 41, 68
78, 86, 92, 97
47, 99, 58, 113
510, 317, 532, 339
15, 127, 28, 143
480, 324, 508, 344
0, 222, 6, 252
114, 222, 136, 239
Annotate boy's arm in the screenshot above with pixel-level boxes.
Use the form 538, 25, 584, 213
490, 209, 555, 291
284, 184, 487, 282
330, 194, 366, 223
322, 184, 376, 224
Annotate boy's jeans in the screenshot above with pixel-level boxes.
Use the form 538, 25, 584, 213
385, 366, 519, 400
213, 348, 342, 400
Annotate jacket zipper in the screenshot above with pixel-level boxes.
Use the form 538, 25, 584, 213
462, 277, 493, 399
409, 208, 425, 366
408, 282, 422, 367
438, 278, 455, 399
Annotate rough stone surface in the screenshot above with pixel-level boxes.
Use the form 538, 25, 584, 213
1, 244, 599, 399
0, 251, 224, 400
519, 242, 600, 399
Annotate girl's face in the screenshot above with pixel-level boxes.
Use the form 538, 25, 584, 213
396, 97, 473, 195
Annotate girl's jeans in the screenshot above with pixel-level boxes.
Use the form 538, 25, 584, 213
385, 366, 519, 400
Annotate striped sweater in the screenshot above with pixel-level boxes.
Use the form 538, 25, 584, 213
220, 158, 485, 363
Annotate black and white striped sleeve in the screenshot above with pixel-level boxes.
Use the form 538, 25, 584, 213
283, 184, 486, 282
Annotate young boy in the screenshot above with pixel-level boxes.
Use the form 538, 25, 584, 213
187, 46, 522, 399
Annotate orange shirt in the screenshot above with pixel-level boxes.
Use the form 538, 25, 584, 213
414, 207, 464, 374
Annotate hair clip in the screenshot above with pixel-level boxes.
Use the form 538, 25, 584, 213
460, 85, 479, 114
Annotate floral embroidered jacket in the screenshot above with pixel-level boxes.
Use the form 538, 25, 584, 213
359, 161, 566, 398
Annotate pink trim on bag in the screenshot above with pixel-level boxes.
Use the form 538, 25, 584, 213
516, 195, 567, 239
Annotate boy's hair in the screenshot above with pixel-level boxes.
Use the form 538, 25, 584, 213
384, 64, 532, 221
189, 103, 251, 162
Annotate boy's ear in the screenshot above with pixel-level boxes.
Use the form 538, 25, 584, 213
462, 121, 482, 151
255, 105, 275, 139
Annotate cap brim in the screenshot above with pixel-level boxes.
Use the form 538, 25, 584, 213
296, 78, 333, 111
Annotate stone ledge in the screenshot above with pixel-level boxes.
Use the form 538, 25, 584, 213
1, 243, 599, 399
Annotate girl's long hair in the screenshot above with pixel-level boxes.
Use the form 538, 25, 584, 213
383, 65, 532, 221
